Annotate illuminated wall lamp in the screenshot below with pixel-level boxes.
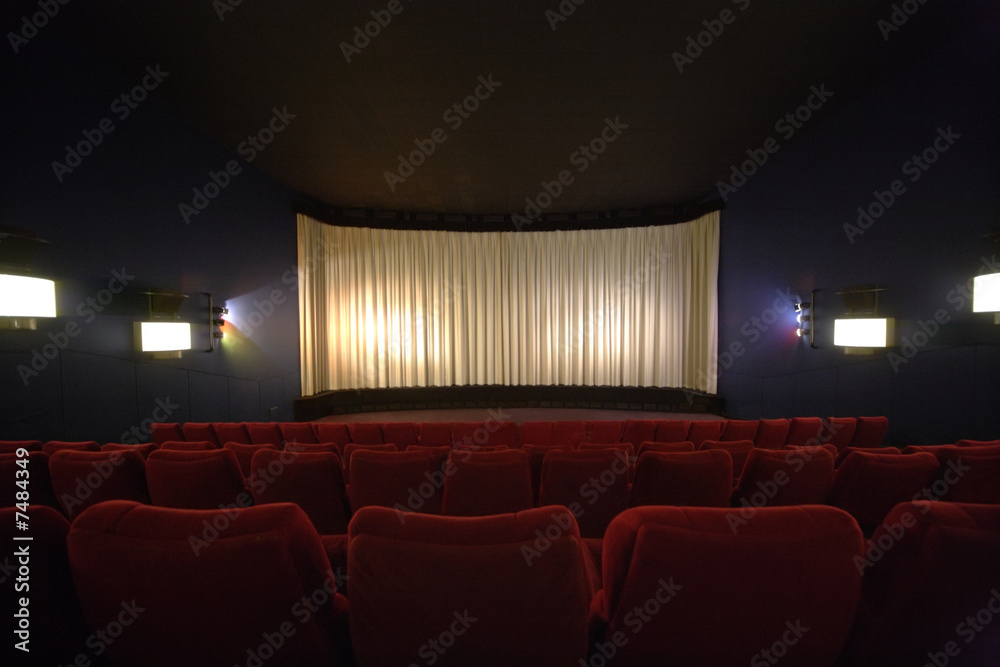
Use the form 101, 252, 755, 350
0, 273, 56, 330
205, 292, 228, 352
794, 290, 817, 348
973, 272, 1000, 325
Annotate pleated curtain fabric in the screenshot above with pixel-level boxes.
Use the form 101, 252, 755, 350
297, 211, 719, 395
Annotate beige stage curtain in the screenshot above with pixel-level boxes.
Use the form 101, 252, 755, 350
297, 211, 719, 395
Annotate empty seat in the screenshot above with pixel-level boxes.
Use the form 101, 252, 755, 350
587, 420, 624, 444
654, 420, 691, 442
732, 447, 835, 508
42, 440, 101, 456
848, 501, 1000, 665
849, 416, 889, 448
418, 421, 453, 446
146, 449, 250, 509
720, 419, 759, 441
621, 419, 656, 447
451, 421, 486, 447
835, 445, 900, 467
784, 443, 838, 460
348, 505, 594, 666
213, 422, 250, 445
380, 422, 418, 449
348, 449, 441, 515
553, 420, 587, 448
828, 451, 939, 534
685, 420, 725, 448
223, 442, 279, 477
785, 417, 825, 446
636, 440, 695, 457
520, 443, 571, 501
280, 421, 320, 445
631, 450, 732, 508
245, 421, 285, 447
0, 452, 59, 510
342, 443, 397, 481
539, 449, 631, 538
700, 439, 754, 482
753, 418, 790, 449
149, 422, 184, 444
159, 439, 217, 451
180, 422, 219, 445
1, 506, 92, 665
0, 439, 42, 453
593, 505, 863, 666
406, 444, 451, 475
519, 420, 554, 446
453, 444, 509, 453
348, 422, 383, 445
580, 441, 636, 461
250, 450, 351, 535
286, 442, 342, 456
824, 417, 858, 451
49, 449, 151, 519
955, 438, 1000, 448
68, 501, 350, 667
102, 442, 159, 458
485, 420, 520, 448
442, 450, 533, 516
938, 448, 1000, 504
312, 422, 352, 448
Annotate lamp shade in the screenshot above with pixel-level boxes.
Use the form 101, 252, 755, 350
0, 274, 56, 317
137, 322, 191, 352
834, 318, 894, 347
973, 272, 1000, 313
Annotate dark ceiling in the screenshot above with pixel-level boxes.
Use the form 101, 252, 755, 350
60, 0, 991, 216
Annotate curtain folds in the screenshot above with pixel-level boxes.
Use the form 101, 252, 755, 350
297, 212, 719, 395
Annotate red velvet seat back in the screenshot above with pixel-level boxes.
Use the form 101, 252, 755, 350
539, 449, 631, 538
580, 441, 636, 460
720, 419, 759, 441
686, 420, 724, 447
850, 416, 889, 448
442, 450, 533, 516
485, 420, 520, 448
418, 421, 453, 446
68, 501, 348, 667
342, 443, 397, 481
654, 419, 691, 442
700, 439, 754, 482
829, 452, 939, 534
637, 440, 695, 457
212, 422, 250, 445
149, 422, 184, 445
348, 421, 383, 445
553, 420, 587, 448
588, 420, 623, 443
280, 421, 319, 445
835, 445, 900, 467
520, 443, 571, 501
348, 505, 593, 666
0, 439, 42, 453
0, 452, 59, 510
785, 417, 825, 446
348, 449, 441, 515
250, 450, 350, 534
180, 422, 219, 445
850, 501, 1000, 665
223, 442, 279, 477
733, 447, 835, 507
451, 421, 486, 447
49, 450, 151, 518
631, 450, 733, 508
824, 417, 858, 451
103, 442, 159, 458
311, 422, 352, 448
407, 444, 451, 476
380, 422, 418, 449
287, 442, 342, 456
938, 450, 1000, 504
753, 418, 790, 449
146, 449, 249, 509
596, 505, 863, 666
1, 506, 91, 665
621, 419, 656, 446
159, 439, 217, 451
519, 420, 554, 446
955, 438, 1000, 448
245, 421, 285, 447
42, 440, 101, 456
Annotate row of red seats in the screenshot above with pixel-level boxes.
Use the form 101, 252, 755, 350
4, 499, 997, 665
131, 415, 891, 450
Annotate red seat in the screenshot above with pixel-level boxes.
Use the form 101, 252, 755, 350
654, 420, 691, 442
593, 505, 863, 666
245, 421, 285, 447
223, 442, 279, 477
580, 441, 636, 461
720, 419, 759, 441
0, 439, 42, 453
348, 449, 441, 515
442, 450, 533, 516
149, 422, 184, 445
287, 442, 342, 456
250, 450, 351, 535
848, 502, 1000, 665
180, 422, 219, 445
312, 422, 352, 448
835, 445, 900, 467
159, 439, 217, 451
621, 419, 656, 447
938, 449, 1000, 504
0, 452, 59, 510
342, 443, 397, 481
850, 416, 889, 448
42, 440, 100, 456
484, 420, 520, 448
686, 420, 724, 447
68, 501, 349, 667
451, 421, 486, 447
213, 422, 250, 445
636, 440, 695, 457
732, 447, 835, 508
146, 449, 250, 509
48, 450, 151, 519
824, 417, 858, 451
348, 422, 383, 445
280, 421, 319, 445
348, 505, 594, 666
631, 450, 732, 508
784, 443, 838, 460
955, 438, 1000, 448
406, 444, 451, 475
1, 506, 91, 665
753, 418, 790, 449
520, 443, 572, 502
785, 417, 825, 446
418, 421, 453, 446
520, 420, 554, 446
587, 420, 624, 444
828, 452, 939, 534
553, 420, 587, 448
103, 442, 159, 458
539, 449, 631, 538
700, 439, 754, 482
380, 422, 418, 449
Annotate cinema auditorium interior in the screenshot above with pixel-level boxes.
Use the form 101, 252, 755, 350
2, 1, 999, 665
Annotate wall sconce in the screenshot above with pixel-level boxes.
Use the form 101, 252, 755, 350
973, 231, 1000, 324
834, 285, 893, 354
794, 290, 817, 348
206, 292, 228, 352
0, 228, 56, 330
136, 291, 190, 358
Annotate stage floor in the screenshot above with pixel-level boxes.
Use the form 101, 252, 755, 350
314, 407, 725, 424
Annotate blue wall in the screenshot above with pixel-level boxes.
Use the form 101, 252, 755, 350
716, 30, 1000, 444
0, 28, 301, 442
